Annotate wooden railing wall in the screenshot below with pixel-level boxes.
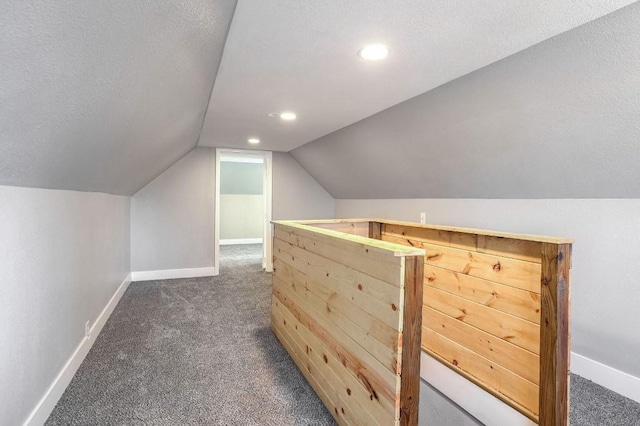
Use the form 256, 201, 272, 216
271, 221, 425, 426
272, 219, 572, 426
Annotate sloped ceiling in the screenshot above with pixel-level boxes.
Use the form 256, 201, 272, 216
290, 2, 640, 199
0, 0, 237, 195
198, 0, 635, 152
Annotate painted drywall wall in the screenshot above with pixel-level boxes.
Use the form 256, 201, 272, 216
272, 152, 335, 220
335, 198, 640, 380
220, 162, 264, 240
291, 2, 640, 199
220, 195, 264, 240
0, 185, 130, 425
131, 149, 334, 271
0, 0, 237, 195
131, 148, 215, 272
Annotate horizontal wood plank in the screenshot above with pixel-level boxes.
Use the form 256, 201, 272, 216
273, 238, 402, 324
424, 265, 541, 324
422, 327, 539, 417
272, 280, 399, 406
422, 306, 539, 385
273, 274, 399, 375
273, 297, 395, 423
277, 228, 403, 286
382, 233, 541, 293
424, 286, 540, 354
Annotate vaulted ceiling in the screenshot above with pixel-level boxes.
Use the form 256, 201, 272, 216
0, 0, 637, 196
0, 0, 237, 195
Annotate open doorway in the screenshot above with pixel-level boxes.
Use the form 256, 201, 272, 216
214, 148, 273, 274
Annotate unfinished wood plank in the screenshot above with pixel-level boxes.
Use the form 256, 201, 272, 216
273, 238, 402, 317
309, 221, 370, 237
423, 306, 539, 385
424, 286, 540, 354
272, 311, 360, 426
275, 257, 401, 332
422, 327, 539, 418
424, 265, 541, 324
274, 261, 399, 350
539, 243, 571, 426
399, 257, 423, 426
276, 228, 404, 286
383, 223, 477, 251
272, 281, 399, 405
272, 301, 381, 426
369, 221, 382, 240
273, 297, 395, 423
273, 274, 399, 375
477, 234, 542, 263
374, 218, 573, 245
383, 233, 541, 293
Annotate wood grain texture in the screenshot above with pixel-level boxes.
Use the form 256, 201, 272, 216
539, 243, 571, 426
272, 223, 427, 425
424, 286, 540, 354
273, 220, 572, 426
424, 265, 541, 324
369, 221, 382, 240
382, 233, 541, 293
422, 306, 539, 385
399, 257, 423, 426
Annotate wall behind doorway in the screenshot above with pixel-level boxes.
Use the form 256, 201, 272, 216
220, 161, 264, 241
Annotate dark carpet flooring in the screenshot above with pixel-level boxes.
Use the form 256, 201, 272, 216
46, 245, 640, 425
46, 245, 335, 425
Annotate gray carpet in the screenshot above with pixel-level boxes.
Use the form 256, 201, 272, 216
46, 245, 640, 425
46, 244, 335, 425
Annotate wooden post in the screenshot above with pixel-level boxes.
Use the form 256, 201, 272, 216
539, 243, 571, 426
369, 221, 382, 240
399, 256, 424, 426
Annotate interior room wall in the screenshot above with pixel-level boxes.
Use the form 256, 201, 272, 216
220, 161, 264, 240
0, 185, 130, 426
272, 152, 334, 220
336, 198, 640, 387
131, 149, 335, 273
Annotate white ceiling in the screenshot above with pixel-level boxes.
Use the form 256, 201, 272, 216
198, 0, 635, 152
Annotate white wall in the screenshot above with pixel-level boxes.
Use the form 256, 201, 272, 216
220, 194, 263, 239
131, 148, 215, 272
336, 198, 640, 383
272, 152, 334, 220
0, 185, 130, 425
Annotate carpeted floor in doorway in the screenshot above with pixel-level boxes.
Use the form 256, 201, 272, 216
46, 244, 335, 425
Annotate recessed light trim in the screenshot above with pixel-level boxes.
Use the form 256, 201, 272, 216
279, 111, 297, 121
358, 43, 390, 61
248, 138, 260, 144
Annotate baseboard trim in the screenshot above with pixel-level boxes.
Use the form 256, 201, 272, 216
421, 352, 535, 426
220, 238, 263, 245
131, 267, 218, 282
571, 352, 640, 403
23, 273, 132, 426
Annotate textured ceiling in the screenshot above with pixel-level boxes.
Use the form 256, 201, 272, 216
0, 0, 237, 195
291, 2, 640, 199
198, 0, 635, 152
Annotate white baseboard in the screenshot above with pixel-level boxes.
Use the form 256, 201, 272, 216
23, 273, 132, 426
131, 266, 218, 282
571, 352, 640, 404
220, 238, 263, 245
421, 352, 535, 426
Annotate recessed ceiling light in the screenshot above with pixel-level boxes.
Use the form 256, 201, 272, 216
279, 111, 297, 121
358, 44, 390, 61
248, 138, 260, 144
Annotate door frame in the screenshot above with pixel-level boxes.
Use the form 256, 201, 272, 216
214, 148, 273, 274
